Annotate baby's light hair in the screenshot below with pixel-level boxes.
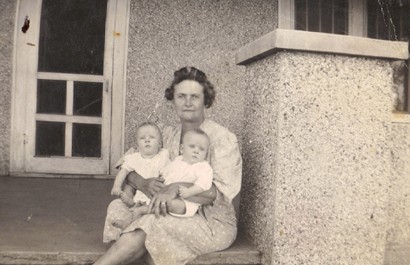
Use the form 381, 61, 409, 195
136, 122, 163, 147
183, 128, 210, 145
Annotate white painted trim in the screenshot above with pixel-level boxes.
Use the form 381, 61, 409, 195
109, 0, 130, 174
35, 114, 102, 124
236, 29, 409, 65
66, 81, 74, 115
37, 72, 105, 82
278, 0, 294, 30
10, 0, 24, 172
10, 0, 43, 172
65, 122, 73, 157
348, 0, 366, 36
9, 172, 116, 179
26, 156, 108, 175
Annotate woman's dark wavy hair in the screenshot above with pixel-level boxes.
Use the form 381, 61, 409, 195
165, 67, 216, 108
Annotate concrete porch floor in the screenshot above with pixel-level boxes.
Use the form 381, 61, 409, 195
0, 176, 261, 265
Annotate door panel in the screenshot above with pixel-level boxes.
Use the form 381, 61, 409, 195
11, 0, 125, 175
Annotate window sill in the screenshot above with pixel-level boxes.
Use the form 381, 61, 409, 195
236, 29, 409, 65
392, 112, 410, 124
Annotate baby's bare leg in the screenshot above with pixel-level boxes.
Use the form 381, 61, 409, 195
167, 198, 186, 214
112, 205, 149, 230
120, 184, 135, 207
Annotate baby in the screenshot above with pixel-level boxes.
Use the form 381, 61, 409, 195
112, 128, 213, 230
160, 128, 213, 217
103, 122, 170, 242
110, 122, 170, 207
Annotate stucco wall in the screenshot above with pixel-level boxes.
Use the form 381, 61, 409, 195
123, 0, 276, 149
0, 0, 15, 175
240, 51, 392, 265
385, 124, 410, 264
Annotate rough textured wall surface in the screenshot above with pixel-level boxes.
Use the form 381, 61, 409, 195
240, 52, 392, 265
385, 124, 410, 265
0, 0, 15, 175
239, 56, 280, 265
124, 0, 276, 149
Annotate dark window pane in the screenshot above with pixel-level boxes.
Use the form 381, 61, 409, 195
307, 0, 320, 32
72, 123, 101, 157
73, 82, 103, 116
334, 0, 348, 35
295, 0, 307, 30
36, 121, 65, 156
403, 2, 410, 41
390, 4, 401, 40
295, 0, 347, 34
368, 0, 410, 41
38, 0, 107, 75
377, 6, 389, 40
37, 79, 66, 114
321, 1, 333, 33
367, 1, 378, 38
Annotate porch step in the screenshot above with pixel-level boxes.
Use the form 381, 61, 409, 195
0, 176, 261, 265
0, 236, 261, 265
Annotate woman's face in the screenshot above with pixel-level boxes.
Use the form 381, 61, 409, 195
173, 80, 205, 124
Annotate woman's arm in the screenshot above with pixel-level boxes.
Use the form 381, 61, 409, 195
126, 171, 165, 198
147, 183, 217, 218
163, 182, 216, 204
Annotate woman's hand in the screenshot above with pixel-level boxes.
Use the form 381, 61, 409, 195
148, 185, 179, 218
140, 176, 166, 198
127, 171, 165, 198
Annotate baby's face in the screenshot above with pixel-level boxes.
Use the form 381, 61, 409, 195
181, 132, 209, 164
136, 125, 161, 158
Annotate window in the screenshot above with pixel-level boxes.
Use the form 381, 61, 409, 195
367, 0, 410, 111
294, 0, 348, 35
367, 0, 410, 41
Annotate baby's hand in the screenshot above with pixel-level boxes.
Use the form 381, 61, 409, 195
111, 186, 122, 197
178, 186, 189, 199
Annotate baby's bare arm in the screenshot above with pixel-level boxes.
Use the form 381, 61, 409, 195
111, 168, 130, 196
178, 185, 205, 199
169, 183, 216, 204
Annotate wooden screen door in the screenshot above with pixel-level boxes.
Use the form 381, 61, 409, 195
12, 0, 129, 175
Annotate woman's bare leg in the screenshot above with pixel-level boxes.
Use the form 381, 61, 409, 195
94, 230, 147, 265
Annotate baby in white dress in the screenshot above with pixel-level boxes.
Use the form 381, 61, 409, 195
103, 122, 169, 242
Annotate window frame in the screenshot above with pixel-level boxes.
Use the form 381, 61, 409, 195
278, 0, 366, 36
278, 0, 410, 117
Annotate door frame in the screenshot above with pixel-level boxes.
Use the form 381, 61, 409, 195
10, 0, 129, 176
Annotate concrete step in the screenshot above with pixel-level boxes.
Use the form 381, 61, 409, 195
0, 176, 261, 265
0, 236, 261, 265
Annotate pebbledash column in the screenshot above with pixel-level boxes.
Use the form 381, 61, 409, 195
236, 29, 408, 265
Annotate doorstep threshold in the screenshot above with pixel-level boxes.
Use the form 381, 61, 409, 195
8, 172, 115, 179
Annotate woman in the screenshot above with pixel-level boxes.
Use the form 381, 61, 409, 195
94, 66, 242, 265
